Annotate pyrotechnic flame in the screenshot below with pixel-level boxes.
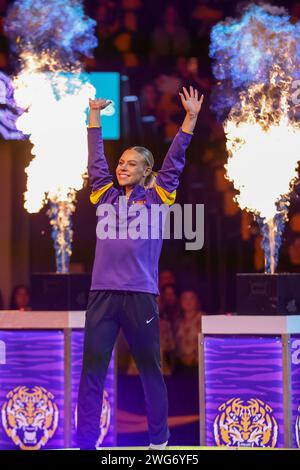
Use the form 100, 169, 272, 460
224, 70, 300, 223
210, 4, 300, 273
223, 69, 300, 272
13, 53, 94, 213
5, 0, 98, 272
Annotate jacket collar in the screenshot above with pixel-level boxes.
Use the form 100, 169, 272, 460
120, 183, 146, 201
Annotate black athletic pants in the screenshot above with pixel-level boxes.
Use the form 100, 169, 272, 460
76, 290, 170, 449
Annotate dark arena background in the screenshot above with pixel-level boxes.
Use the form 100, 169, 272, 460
0, 0, 299, 458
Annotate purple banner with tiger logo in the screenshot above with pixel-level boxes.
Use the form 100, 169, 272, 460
0, 329, 116, 450
204, 336, 284, 448
0, 331, 64, 450
291, 335, 300, 449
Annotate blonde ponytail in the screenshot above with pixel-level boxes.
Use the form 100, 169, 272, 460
145, 170, 157, 189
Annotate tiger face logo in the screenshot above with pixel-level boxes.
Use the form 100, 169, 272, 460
1, 386, 59, 450
214, 398, 278, 447
96, 389, 111, 446
296, 405, 300, 448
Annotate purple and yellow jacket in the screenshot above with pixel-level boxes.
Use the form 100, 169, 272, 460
88, 126, 193, 295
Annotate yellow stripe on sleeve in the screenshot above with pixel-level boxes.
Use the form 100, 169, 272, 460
154, 184, 176, 205
90, 182, 114, 204
181, 128, 194, 135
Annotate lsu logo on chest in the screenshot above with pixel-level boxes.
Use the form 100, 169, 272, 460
132, 199, 146, 205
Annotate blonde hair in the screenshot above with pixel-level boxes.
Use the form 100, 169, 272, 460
128, 145, 157, 189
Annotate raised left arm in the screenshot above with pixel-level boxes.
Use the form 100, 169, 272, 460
180, 86, 204, 134
87, 98, 118, 205
154, 87, 204, 205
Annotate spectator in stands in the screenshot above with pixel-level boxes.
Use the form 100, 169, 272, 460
140, 83, 159, 117
174, 56, 211, 91
121, 0, 142, 10
94, 1, 123, 67
150, 4, 191, 66
95, 1, 121, 38
159, 269, 177, 291
287, 236, 300, 271
153, 55, 212, 141
174, 289, 203, 371
159, 283, 181, 323
0, 17, 9, 71
152, 71, 182, 140
10, 285, 31, 311
190, 0, 223, 39
113, 10, 142, 67
291, 1, 300, 19
189, 0, 223, 61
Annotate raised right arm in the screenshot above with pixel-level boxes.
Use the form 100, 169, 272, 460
87, 98, 117, 205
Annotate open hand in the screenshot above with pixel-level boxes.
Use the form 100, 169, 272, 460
179, 86, 204, 116
89, 98, 112, 111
